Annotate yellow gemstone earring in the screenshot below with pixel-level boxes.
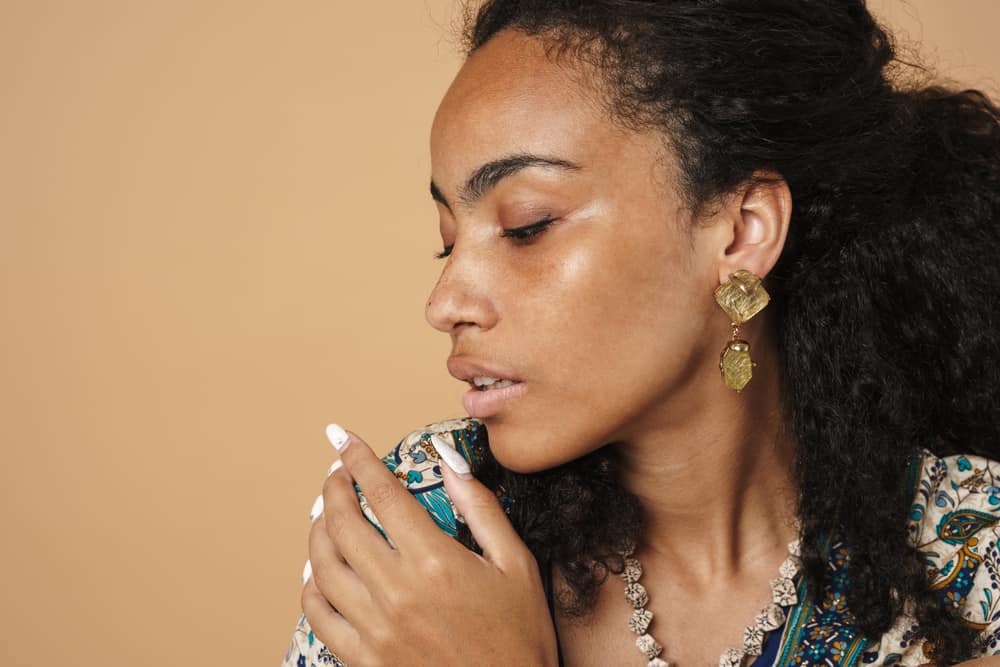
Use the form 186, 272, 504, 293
713, 269, 770, 392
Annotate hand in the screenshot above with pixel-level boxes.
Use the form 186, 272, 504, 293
302, 424, 559, 667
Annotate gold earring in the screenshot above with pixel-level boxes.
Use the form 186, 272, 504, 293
713, 269, 770, 392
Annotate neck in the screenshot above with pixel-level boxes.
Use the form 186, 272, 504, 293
614, 334, 798, 584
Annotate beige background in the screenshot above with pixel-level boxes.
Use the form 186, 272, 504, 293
1, 2, 997, 665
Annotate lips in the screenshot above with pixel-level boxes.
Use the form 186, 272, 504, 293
462, 379, 527, 418
447, 356, 522, 387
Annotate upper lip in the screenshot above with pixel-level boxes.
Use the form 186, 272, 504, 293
447, 356, 523, 387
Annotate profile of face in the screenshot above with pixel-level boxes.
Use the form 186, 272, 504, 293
425, 28, 787, 474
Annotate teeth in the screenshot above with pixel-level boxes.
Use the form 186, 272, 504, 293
473, 377, 516, 390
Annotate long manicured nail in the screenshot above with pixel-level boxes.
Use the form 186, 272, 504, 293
309, 494, 324, 522
431, 434, 472, 479
302, 559, 312, 584
326, 423, 350, 452
326, 459, 343, 477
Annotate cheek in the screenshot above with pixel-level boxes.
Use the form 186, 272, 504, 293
558, 242, 705, 403
488, 237, 709, 472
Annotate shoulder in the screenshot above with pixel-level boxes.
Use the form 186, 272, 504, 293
355, 416, 489, 541
907, 448, 1000, 649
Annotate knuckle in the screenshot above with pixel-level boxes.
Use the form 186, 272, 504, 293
383, 586, 416, 619
468, 489, 501, 513
363, 480, 401, 510
324, 508, 349, 542
301, 579, 322, 617
419, 555, 448, 582
322, 470, 344, 500
309, 562, 329, 594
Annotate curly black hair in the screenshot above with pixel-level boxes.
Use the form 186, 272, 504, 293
449, 1, 1000, 661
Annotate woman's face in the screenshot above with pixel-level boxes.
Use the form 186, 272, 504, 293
426, 29, 728, 473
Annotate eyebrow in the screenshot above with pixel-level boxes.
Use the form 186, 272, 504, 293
429, 153, 583, 213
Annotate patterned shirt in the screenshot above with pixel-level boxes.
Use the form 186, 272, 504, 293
281, 417, 1000, 666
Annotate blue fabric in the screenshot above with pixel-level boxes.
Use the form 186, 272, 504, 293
750, 617, 784, 667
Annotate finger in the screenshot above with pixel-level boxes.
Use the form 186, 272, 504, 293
432, 434, 531, 572
325, 423, 447, 557
308, 509, 374, 626
301, 574, 360, 665
322, 456, 400, 588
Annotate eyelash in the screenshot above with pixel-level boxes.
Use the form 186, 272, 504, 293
432, 215, 558, 260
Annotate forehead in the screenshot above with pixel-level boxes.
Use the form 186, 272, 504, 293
430, 29, 626, 180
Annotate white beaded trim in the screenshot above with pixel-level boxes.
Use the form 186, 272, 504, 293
618, 536, 802, 667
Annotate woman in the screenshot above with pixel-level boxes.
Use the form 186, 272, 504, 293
284, 1, 1000, 665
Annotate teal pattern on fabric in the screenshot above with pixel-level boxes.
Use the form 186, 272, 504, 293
937, 509, 999, 545
281, 423, 1000, 666
282, 418, 488, 667
773, 532, 871, 667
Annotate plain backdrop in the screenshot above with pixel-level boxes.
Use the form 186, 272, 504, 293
1, 1, 997, 665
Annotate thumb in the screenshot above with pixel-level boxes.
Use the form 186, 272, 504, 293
431, 434, 525, 569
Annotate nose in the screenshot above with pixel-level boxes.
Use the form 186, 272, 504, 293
424, 247, 498, 335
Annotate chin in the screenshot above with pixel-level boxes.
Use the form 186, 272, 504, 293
482, 419, 580, 474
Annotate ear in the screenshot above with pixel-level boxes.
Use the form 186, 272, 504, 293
715, 170, 791, 284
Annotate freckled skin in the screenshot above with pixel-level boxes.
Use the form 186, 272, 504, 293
426, 29, 722, 473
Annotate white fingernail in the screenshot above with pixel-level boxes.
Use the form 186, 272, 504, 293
431, 434, 472, 479
326, 459, 343, 477
302, 559, 312, 584
309, 494, 324, 522
326, 423, 350, 452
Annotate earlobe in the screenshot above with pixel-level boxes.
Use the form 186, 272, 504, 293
718, 172, 791, 284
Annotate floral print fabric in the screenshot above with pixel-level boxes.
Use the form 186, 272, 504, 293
281, 418, 1000, 666
853, 449, 1000, 663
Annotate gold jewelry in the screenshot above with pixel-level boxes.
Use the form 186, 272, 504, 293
713, 269, 770, 392
619, 536, 802, 667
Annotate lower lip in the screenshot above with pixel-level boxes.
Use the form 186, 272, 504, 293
462, 382, 526, 418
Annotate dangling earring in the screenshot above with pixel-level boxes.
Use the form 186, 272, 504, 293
713, 269, 770, 392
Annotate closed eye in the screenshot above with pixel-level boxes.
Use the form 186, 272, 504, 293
501, 214, 558, 242
433, 215, 558, 260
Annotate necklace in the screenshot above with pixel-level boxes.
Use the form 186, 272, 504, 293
618, 535, 802, 667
